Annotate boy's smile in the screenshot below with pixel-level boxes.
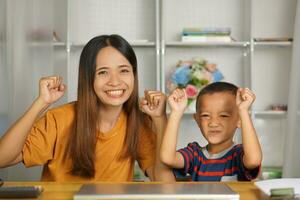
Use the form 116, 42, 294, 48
194, 92, 240, 153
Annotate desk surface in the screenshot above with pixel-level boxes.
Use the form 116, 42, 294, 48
3, 181, 270, 200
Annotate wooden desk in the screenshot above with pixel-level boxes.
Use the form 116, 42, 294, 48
2, 182, 270, 200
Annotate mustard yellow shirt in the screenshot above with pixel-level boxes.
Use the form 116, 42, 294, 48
22, 102, 156, 182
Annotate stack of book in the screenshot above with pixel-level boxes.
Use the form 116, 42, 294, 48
181, 27, 231, 42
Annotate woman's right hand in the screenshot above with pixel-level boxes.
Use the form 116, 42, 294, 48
38, 76, 66, 106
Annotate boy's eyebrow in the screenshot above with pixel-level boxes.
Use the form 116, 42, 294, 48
220, 110, 232, 112
198, 111, 232, 114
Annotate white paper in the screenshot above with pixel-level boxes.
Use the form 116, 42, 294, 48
255, 178, 300, 196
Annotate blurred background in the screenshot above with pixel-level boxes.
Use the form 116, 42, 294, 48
0, 0, 299, 181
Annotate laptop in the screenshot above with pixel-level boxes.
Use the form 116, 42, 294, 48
74, 183, 239, 200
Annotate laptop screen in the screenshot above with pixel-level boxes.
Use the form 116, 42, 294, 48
74, 183, 239, 200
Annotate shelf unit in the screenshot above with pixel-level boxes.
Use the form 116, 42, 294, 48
165, 41, 249, 47
161, 0, 296, 171
70, 42, 156, 48
53, 0, 160, 102
253, 110, 287, 117
51, 0, 297, 175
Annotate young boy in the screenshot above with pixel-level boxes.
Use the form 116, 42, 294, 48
160, 82, 262, 181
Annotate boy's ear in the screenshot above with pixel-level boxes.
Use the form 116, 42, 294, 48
193, 113, 197, 121
193, 113, 201, 126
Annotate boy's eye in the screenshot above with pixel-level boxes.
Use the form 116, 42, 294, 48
220, 114, 230, 118
200, 114, 210, 118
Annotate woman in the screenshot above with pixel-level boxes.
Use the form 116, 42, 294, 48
0, 34, 170, 181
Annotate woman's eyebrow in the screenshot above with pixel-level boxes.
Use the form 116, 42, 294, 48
118, 64, 131, 68
95, 66, 109, 72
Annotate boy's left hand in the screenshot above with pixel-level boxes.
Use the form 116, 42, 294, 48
139, 90, 167, 118
236, 88, 256, 111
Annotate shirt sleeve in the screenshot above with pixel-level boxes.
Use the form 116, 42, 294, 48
22, 111, 58, 167
174, 142, 197, 176
238, 147, 261, 181
136, 125, 156, 172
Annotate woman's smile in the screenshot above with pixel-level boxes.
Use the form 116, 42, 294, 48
105, 89, 125, 98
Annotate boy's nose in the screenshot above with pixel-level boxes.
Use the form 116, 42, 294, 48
208, 119, 220, 127
208, 122, 219, 127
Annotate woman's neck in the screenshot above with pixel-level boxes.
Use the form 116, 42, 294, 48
98, 105, 123, 133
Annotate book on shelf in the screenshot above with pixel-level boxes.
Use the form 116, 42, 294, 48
181, 27, 232, 42
181, 35, 232, 42
254, 37, 293, 42
182, 27, 231, 35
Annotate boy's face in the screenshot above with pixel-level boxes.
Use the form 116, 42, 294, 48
194, 92, 240, 146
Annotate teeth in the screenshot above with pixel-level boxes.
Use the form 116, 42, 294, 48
106, 90, 124, 96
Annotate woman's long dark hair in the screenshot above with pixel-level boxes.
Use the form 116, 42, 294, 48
67, 34, 144, 178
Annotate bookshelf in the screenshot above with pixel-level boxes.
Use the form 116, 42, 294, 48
53, 0, 159, 102
159, 0, 297, 174
51, 0, 296, 178
0, 0, 297, 181
165, 41, 248, 47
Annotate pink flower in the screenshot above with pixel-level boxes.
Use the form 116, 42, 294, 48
205, 63, 217, 72
185, 84, 198, 98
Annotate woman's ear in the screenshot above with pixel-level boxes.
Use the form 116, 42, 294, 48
237, 118, 242, 128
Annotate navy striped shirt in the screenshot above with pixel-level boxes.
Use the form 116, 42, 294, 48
174, 142, 260, 181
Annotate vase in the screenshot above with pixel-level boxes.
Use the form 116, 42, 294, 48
187, 99, 196, 113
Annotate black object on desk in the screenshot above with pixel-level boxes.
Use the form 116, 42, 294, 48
0, 180, 43, 199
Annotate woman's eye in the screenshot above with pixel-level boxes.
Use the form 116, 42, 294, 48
120, 69, 130, 73
98, 71, 108, 75
201, 114, 209, 118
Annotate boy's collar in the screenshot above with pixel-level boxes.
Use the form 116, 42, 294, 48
202, 143, 236, 159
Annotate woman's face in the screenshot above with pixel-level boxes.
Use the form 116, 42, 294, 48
93, 46, 134, 108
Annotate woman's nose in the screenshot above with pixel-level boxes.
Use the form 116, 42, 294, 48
107, 73, 120, 86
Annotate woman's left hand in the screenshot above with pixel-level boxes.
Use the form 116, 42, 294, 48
139, 90, 167, 118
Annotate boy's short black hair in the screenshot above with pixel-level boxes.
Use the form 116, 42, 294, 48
196, 82, 238, 111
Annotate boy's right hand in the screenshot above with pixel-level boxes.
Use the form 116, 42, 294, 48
37, 76, 66, 106
167, 88, 188, 114
236, 87, 255, 111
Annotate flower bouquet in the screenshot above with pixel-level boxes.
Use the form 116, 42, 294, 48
167, 57, 224, 107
